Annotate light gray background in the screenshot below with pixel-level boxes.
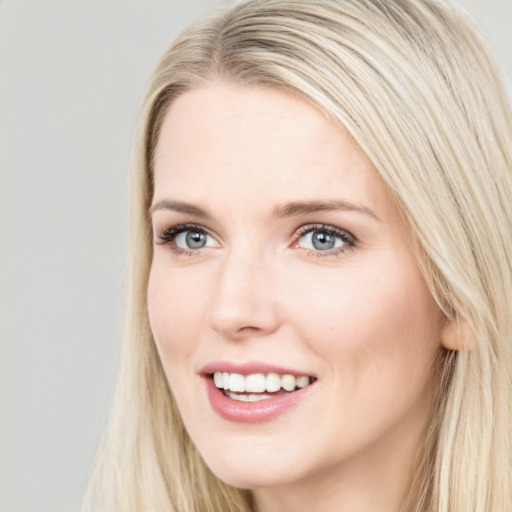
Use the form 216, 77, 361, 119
1, 1, 510, 511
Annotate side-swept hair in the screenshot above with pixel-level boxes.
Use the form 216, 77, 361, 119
83, 1, 512, 510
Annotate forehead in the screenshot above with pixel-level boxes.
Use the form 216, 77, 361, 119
153, 84, 396, 221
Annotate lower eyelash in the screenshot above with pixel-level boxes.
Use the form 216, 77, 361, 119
306, 246, 351, 258
296, 224, 356, 253
156, 224, 207, 246
170, 248, 194, 257
155, 223, 355, 259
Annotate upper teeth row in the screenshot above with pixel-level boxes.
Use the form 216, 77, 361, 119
213, 372, 310, 393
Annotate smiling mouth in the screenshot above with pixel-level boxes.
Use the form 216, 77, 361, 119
210, 371, 317, 402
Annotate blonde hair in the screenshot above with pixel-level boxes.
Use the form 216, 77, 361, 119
83, 1, 512, 510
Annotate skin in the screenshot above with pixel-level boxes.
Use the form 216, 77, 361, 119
148, 84, 452, 512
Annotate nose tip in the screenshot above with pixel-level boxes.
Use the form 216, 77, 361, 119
206, 256, 280, 340
207, 302, 278, 339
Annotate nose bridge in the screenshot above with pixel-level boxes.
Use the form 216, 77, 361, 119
207, 241, 279, 338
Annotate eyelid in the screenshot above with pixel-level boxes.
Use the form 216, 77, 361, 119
293, 223, 356, 243
156, 223, 220, 249
155, 221, 356, 259
291, 223, 357, 256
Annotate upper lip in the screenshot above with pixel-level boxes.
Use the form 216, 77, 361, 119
201, 360, 316, 377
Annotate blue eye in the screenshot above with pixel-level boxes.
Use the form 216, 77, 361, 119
175, 230, 211, 249
296, 225, 354, 254
157, 224, 216, 253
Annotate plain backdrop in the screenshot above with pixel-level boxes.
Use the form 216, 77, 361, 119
0, 1, 510, 511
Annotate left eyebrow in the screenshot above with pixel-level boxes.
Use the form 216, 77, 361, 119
149, 199, 212, 218
272, 200, 380, 222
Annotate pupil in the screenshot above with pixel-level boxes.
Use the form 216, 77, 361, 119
186, 231, 206, 249
312, 231, 335, 250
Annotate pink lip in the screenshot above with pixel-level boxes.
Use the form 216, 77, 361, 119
204, 377, 313, 423
200, 361, 316, 424
200, 360, 315, 377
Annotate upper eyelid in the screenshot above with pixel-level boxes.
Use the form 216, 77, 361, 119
295, 223, 356, 241
157, 223, 213, 236
296, 224, 348, 234
156, 223, 220, 248
155, 222, 357, 246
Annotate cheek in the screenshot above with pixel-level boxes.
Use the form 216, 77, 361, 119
147, 259, 220, 428
147, 260, 208, 363
276, 258, 444, 464
285, 257, 443, 392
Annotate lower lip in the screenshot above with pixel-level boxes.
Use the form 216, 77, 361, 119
205, 377, 313, 423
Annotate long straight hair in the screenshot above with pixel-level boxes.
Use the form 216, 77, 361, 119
83, 1, 512, 510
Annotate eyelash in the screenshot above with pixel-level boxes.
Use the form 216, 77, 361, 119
156, 223, 356, 258
156, 223, 209, 257
294, 224, 356, 257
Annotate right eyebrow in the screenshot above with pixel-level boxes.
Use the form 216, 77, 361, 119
149, 199, 212, 218
273, 199, 380, 222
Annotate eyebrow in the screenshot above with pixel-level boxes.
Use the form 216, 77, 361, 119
149, 199, 212, 218
273, 200, 380, 221
149, 198, 380, 221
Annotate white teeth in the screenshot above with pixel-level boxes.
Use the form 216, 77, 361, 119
229, 373, 245, 392
281, 374, 296, 391
213, 371, 312, 393
213, 372, 223, 388
248, 393, 269, 402
245, 373, 266, 393
226, 391, 250, 402
226, 391, 272, 402
266, 373, 281, 392
296, 375, 310, 388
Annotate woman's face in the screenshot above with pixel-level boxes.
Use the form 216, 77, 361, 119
148, 85, 447, 492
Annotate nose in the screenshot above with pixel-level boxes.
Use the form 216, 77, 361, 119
206, 248, 281, 340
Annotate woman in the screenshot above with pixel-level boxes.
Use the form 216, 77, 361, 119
83, 1, 512, 510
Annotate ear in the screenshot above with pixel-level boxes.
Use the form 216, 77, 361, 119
441, 318, 474, 351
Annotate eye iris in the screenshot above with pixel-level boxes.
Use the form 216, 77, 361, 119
312, 231, 336, 250
186, 231, 206, 249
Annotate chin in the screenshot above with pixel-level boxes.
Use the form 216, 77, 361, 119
201, 450, 306, 490
211, 467, 296, 490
